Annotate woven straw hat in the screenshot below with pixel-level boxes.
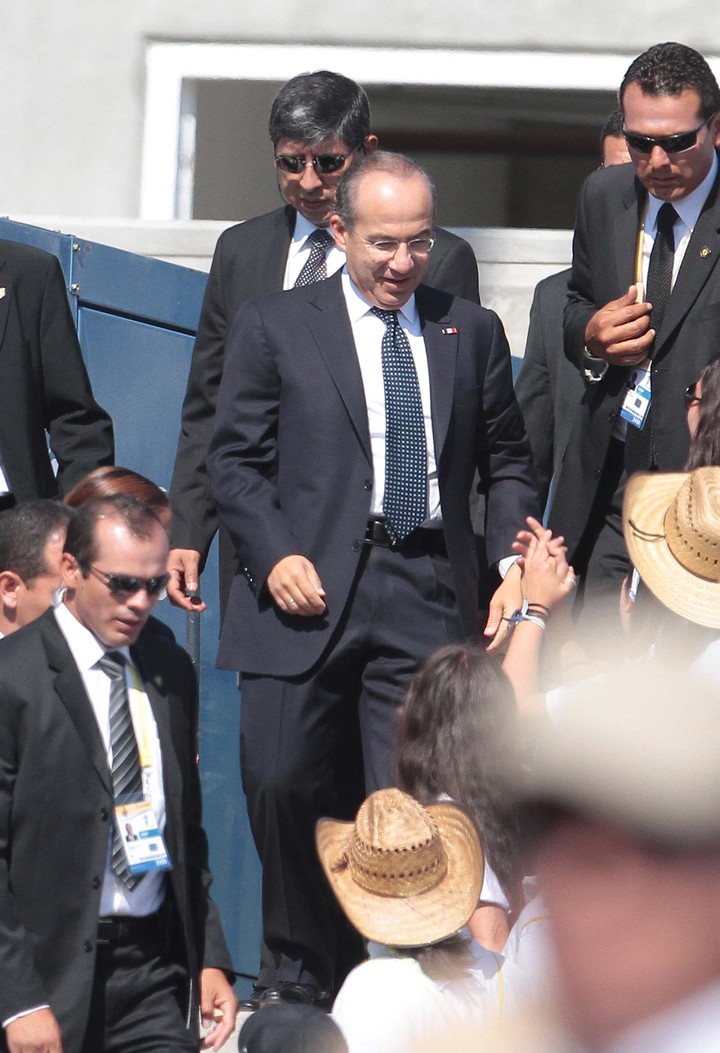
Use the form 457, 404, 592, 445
315, 788, 483, 947
623, 467, 720, 628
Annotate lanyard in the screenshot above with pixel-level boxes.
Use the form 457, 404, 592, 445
634, 197, 649, 285
126, 662, 155, 789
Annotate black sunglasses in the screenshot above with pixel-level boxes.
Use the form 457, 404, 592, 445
84, 563, 169, 599
623, 116, 713, 156
274, 152, 353, 175
684, 383, 703, 409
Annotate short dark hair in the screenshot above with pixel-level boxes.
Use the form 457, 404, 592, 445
0, 500, 73, 583
334, 151, 436, 227
64, 466, 169, 520
268, 70, 371, 149
620, 42, 720, 120
601, 109, 624, 145
64, 494, 162, 570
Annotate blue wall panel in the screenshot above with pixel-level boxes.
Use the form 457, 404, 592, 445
0, 219, 261, 989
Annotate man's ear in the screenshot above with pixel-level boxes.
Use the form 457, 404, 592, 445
61, 552, 80, 591
329, 214, 348, 253
362, 134, 379, 155
0, 570, 23, 611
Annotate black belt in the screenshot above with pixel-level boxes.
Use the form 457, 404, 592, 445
0, 493, 16, 513
96, 909, 165, 947
364, 519, 447, 557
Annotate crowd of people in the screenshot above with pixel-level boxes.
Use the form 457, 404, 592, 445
0, 35, 719, 1053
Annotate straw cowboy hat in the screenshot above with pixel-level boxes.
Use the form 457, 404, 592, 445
623, 466, 720, 628
315, 788, 483, 947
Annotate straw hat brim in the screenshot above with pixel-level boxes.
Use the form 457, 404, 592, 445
316, 801, 484, 947
623, 471, 720, 629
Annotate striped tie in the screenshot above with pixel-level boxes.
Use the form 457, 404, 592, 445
97, 651, 143, 890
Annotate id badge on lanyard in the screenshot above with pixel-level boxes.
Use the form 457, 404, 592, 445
114, 664, 172, 876
620, 205, 652, 431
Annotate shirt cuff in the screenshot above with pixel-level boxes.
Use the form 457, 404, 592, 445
497, 554, 520, 580
3, 1005, 51, 1029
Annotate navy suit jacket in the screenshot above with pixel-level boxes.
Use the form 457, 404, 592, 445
0, 611, 232, 1051
169, 206, 480, 613
0, 239, 114, 499
207, 273, 537, 677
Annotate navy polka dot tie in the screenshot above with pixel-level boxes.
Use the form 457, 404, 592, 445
294, 229, 334, 287
371, 307, 428, 541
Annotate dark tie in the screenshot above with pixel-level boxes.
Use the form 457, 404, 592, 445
294, 229, 334, 287
646, 202, 677, 339
371, 307, 427, 541
97, 651, 143, 890
625, 202, 677, 473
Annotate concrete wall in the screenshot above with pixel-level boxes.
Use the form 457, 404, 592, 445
1, 2, 718, 219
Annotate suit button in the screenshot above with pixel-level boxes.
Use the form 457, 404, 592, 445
92, 876, 101, 889
100, 807, 109, 821
595, 468, 602, 478
83, 940, 93, 953
607, 412, 615, 422
363, 479, 372, 491
352, 540, 361, 552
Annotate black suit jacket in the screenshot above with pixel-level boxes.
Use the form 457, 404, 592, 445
0, 610, 233, 1051
514, 269, 585, 510
206, 274, 537, 677
169, 206, 480, 611
0, 239, 114, 499
550, 160, 720, 556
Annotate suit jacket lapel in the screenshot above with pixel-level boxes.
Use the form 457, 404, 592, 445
40, 612, 111, 795
656, 170, 720, 351
261, 206, 296, 293
416, 285, 457, 458
306, 274, 372, 464
614, 181, 643, 293
0, 259, 12, 348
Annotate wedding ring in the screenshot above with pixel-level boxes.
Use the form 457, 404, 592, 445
288, 597, 297, 606
562, 576, 579, 588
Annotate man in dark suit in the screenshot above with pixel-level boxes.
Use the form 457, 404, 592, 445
0, 495, 237, 1053
0, 239, 114, 510
515, 112, 630, 512
167, 70, 480, 616
207, 151, 537, 1007
549, 42, 720, 608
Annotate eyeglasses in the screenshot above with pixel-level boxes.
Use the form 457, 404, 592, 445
623, 116, 713, 156
684, 383, 703, 409
84, 563, 169, 599
358, 236, 435, 262
274, 152, 354, 175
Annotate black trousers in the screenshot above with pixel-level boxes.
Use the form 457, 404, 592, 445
240, 542, 463, 993
79, 926, 196, 1053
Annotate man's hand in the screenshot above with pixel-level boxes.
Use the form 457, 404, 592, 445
266, 555, 326, 616
6, 1008, 62, 1053
199, 968, 238, 1051
584, 284, 654, 367
483, 561, 522, 653
166, 548, 207, 612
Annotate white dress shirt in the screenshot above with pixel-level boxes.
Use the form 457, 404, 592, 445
283, 213, 346, 289
54, 603, 166, 917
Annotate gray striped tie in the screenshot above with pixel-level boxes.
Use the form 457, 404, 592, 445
97, 651, 143, 889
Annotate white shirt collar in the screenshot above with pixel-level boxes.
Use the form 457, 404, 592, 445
646, 152, 719, 232
340, 267, 419, 329
54, 601, 131, 674
291, 211, 328, 249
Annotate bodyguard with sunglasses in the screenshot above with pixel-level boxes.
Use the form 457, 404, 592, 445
0, 494, 237, 1053
168, 70, 480, 620
549, 42, 720, 618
